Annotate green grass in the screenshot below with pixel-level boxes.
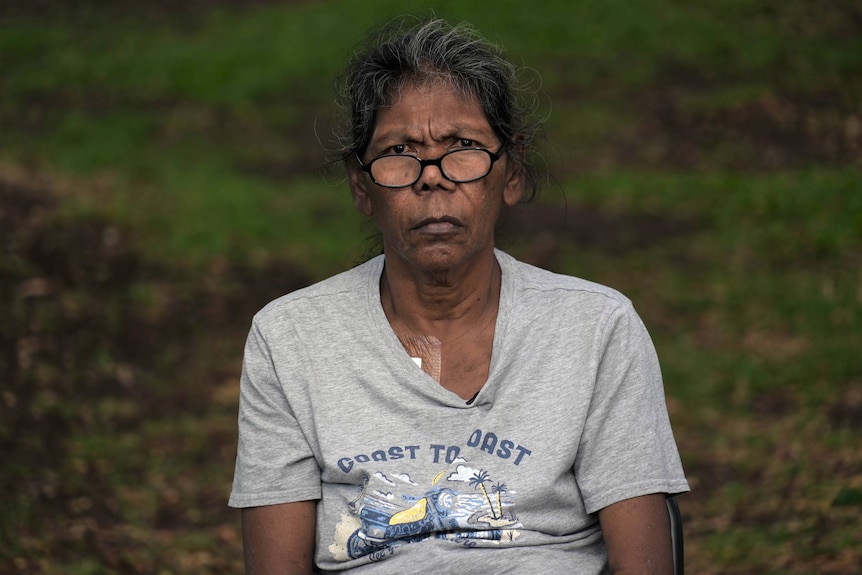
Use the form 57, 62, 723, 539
3, 0, 859, 271
1, 1, 861, 573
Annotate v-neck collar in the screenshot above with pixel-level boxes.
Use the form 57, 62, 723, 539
364, 250, 516, 408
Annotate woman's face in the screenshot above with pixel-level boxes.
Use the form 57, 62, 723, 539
349, 82, 523, 278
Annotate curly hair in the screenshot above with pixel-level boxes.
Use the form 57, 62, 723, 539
332, 16, 544, 202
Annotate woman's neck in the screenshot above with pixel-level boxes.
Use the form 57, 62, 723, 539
380, 252, 501, 339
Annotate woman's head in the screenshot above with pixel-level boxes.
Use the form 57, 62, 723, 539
334, 16, 543, 202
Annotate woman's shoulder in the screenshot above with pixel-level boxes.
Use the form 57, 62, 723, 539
497, 250, 632, 309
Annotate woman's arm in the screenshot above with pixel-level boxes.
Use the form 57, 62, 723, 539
242, 500, 317, 575
598, 493, 673, 575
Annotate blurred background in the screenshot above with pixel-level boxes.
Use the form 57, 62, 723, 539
1, 1, 860, 573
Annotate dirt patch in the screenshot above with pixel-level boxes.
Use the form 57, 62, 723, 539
641, 87, 861, 171
551, 84, 861, 174
501, 201, 701, 270
0, 175, 311, 570
827, 383, 862, 429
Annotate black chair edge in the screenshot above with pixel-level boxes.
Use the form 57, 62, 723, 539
667, 495, 684, 575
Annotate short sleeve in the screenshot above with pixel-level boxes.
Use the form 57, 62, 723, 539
228, 317, 322, 508
575, 301, 689, 514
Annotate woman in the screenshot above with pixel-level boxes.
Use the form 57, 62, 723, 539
229, 17, 689, 574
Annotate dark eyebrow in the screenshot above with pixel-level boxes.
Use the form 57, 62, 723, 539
371, 126, 497, 150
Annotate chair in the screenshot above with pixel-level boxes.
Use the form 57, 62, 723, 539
667, 495, 684, 575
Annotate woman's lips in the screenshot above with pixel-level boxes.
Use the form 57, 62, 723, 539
413, 217, 463, 233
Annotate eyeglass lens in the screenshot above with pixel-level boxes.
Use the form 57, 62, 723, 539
370, 149, 492, 187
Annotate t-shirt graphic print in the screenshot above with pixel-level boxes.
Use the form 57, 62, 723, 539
330, 459, 523, 562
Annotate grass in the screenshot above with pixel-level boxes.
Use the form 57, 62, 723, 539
1, 0, 861, 573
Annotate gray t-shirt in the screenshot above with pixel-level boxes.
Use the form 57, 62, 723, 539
229, 250, 689, 574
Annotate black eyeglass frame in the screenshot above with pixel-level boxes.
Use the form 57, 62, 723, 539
356, 146, 505, 189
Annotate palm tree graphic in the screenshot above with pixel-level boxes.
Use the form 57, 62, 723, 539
468, 470, 497, 519
490, 482, 508, 519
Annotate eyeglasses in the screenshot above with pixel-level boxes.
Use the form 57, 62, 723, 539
357, 147, 504, 188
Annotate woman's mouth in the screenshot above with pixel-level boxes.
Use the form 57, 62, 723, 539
413, 217, 463, 233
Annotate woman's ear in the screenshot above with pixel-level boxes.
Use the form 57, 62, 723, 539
503, 141, 526, 207
348, 159, 374, 216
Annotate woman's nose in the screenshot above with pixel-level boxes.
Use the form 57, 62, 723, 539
415, 160, 452, 193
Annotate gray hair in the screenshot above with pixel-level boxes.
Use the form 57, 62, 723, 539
332, 16, 544, 202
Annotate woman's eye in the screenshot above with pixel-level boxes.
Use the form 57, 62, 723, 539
390, 144, 407, 154
459, 139, 476, 148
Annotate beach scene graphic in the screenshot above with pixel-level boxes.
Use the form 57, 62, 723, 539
329, 464, 522, 562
